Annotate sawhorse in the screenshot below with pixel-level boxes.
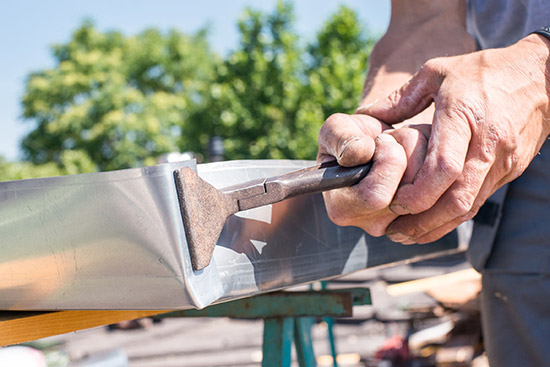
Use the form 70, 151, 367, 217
159, 288, 371, 367
0, 288, 370, 366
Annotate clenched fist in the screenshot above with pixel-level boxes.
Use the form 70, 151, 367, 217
317, 113, 430, 237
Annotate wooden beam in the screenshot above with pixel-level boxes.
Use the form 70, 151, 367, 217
0, 288, 371, 347
0, 310, 165, 346
386, 268, 481, 297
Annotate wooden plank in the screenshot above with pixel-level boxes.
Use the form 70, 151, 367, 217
386, 268, 481, 297
0, 288, 371, 347
0, 310, 165, 346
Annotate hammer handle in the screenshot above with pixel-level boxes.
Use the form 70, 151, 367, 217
236, 161, 372, 210
267, 160, 372, 198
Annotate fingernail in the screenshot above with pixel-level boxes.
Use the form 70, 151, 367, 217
387, 232, 409, 243
355, 99, 379, 113
336, 136, 360, 160
402, 240, 416, 245
389, 202, 411, 215
375, 132, 395, 144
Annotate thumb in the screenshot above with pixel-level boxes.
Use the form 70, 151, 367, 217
357, 60, 445, 124
317, 114, 386, 167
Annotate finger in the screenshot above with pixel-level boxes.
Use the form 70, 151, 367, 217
322, 191, 397, 236
357, 60, 445, 124
393, 163, 505, 245
387, 158, 489, 240
389, 104, 472, 215
317, 114, 388, 167
322, 133, 407, 235
412, 218, 464, 244
413, 171, 504, 244
355, 133, 409, 211
387, 135, 494, 241
356, 209, 399, 237
388, 134, 506, 243
385, 125, 430, 184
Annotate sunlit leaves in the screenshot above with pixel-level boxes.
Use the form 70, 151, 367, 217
21, 21, 217, 171
16, 2, 375, 177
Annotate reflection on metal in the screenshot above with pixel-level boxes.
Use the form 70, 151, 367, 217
0, 160, 469, 310
175, 161, 373, 271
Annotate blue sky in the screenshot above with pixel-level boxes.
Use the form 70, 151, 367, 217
0, 0, 390, 161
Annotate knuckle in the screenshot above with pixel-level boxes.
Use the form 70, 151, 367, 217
323, 113, 349, 129
319, 113, 347, 141
325, 204, 353, 227
368, 225, 387, 237
507, 153, 524, 177
386, 89, 402, 108
460, 209, 478, 222
400, 222, 428, 239
359, 184, 394, 211
318, 113, 356, 160
422, 58, 446, 75
487, 123, 510, 146
447, 191, 475, 217
499, 137, 521, 175
436, 156, 463, 181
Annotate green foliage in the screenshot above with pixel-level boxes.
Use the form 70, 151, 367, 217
0, 158, 62, 181
297, 5, 374, 159
15, 2, 375, 179
306, 5, 374, 117
190, 3, 374, 160
0, 150, 95, 181
22, 20, 218, 171
189, 2, 305, 159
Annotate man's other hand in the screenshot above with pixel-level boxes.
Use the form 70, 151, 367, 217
360, 34, 550, 244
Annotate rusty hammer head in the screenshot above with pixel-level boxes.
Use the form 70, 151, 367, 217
174, 161, 372, 271
173, 167, 239, 271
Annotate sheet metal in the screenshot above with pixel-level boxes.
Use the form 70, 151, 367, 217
0, 160, 470, 310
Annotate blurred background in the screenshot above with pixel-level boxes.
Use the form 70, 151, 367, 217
0, 0, 389, 179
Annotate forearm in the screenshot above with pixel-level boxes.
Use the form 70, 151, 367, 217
360, 0, 475, 109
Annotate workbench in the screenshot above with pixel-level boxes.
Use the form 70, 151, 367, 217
0, 288, 371, 367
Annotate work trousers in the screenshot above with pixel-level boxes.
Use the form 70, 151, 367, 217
481, 272, 550, 366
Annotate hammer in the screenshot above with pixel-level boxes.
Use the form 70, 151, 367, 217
174, 161, 372, 271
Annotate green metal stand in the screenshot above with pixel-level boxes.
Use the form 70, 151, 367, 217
321, 281, 338, 367
161, 288, 371, 366
263, 318, 295, 367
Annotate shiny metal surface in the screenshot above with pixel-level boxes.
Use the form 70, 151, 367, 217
199, 160, 470, 303
0, 161, 222, 310
0, 160, 469, 310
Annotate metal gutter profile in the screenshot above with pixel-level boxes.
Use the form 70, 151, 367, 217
0, 160, 470, 310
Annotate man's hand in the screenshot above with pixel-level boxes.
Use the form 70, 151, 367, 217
361, 34, 550, 244
317, 113, 430, 236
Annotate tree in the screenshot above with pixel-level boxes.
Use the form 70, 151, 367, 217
294, 5, 375, 160
17, 3, 375, 176
188, 2, 304, 159
190, 3, 374, 161
306, 5, 374, 117
0, 150, 95, 181
21, 20, 219, 171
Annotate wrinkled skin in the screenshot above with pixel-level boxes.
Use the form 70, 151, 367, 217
318, 34, 550, 245
317, 113, 430, 237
